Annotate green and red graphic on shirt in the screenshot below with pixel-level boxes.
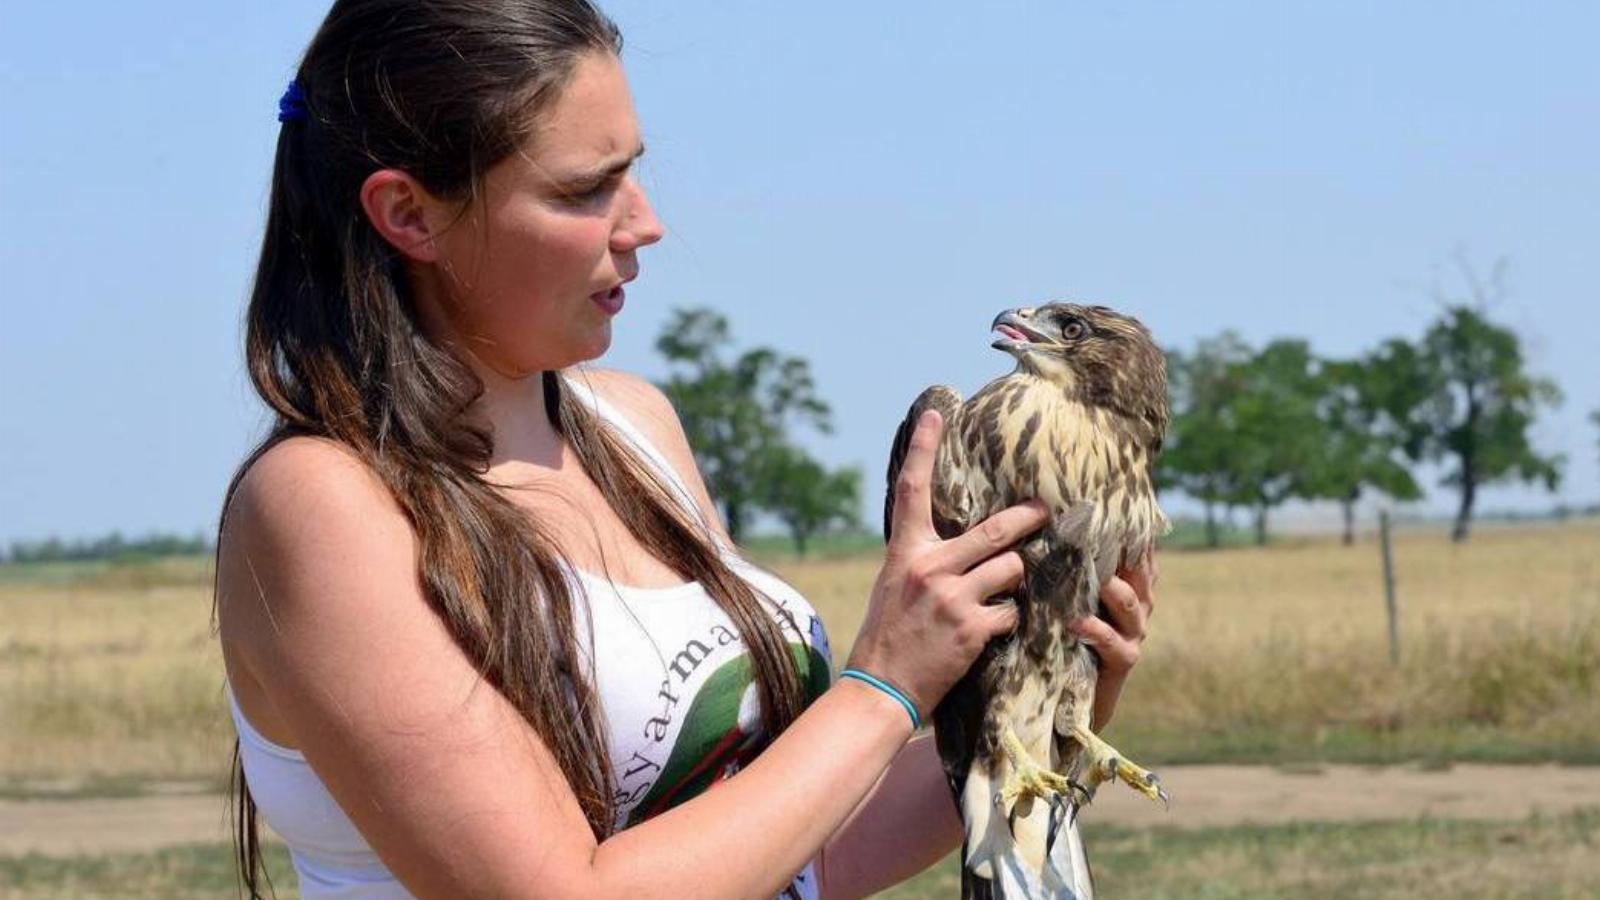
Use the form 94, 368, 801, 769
626, 640, 832, 827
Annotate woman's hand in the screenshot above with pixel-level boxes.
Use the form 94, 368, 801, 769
1071, 552, 1158, 730
846, 410, 1049, 720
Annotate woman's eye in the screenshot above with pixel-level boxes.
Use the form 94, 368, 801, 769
562, 177, 618, 207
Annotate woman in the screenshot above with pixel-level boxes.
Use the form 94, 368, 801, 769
214, 2, 1156, 897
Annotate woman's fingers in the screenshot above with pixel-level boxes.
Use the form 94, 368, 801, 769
887, 410, 943, 551
1070, 615, 1140, 674
936, 501, 1050, 574
1072, 613, 1136, 730
1123, 552, 1158, 618
963, 550, 1026, 599
977, 598, 1020, 638
1075, 570, 1151, 675
1076, 553, 1158, 732
1098, 574, 1148, 643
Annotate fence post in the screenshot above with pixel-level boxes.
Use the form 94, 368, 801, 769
1379, 510, 1400, 664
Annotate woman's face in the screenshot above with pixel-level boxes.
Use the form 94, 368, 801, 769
424, 51, 662, 376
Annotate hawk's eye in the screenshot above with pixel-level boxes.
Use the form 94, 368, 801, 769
1061, 318, 1087, 340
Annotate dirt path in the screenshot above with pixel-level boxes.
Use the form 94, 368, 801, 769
1087, 763, 1600, 829
4, 764, 1599, 856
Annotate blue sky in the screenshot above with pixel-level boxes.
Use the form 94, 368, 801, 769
2, 1, 1596, 546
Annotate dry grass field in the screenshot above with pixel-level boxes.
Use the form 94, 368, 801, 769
2, 520, 1597, 792
0, 558, 231, 790
2, 522, 1598, 898
777, 518, 1600, 765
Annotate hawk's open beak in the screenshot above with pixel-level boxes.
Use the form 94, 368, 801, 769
991, 308, 1051, 353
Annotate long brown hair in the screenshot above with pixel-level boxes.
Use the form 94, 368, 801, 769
216, 2, 807, 895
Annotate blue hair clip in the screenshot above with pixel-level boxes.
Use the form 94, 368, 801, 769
277, 79, 307, 123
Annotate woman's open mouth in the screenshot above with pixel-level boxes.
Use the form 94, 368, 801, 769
591, 284, 625, 316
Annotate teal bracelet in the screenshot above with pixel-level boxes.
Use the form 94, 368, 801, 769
839, 668, 921, 730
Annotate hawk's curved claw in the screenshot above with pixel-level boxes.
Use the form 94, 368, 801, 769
1071, 723, 1170, 807
1067, 778, 1093, 807
996, 727, 1079, 830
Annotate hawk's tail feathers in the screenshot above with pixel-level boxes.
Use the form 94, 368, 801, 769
959, 766, 1092, 899
959, 763, 1026, 898
960, 765, 1001, 880
1057, 814, 1094, 899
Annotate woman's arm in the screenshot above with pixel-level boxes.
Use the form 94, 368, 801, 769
818, 734, 960, 900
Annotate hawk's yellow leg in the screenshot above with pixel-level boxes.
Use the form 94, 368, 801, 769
997, 728, 1082, 813
1070, 723, 1169, 806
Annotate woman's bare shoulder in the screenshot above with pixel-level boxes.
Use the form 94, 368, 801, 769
575, 367, 676, 428
575, 367, 694, 469
227, 436, 408, 543
574, 367, 730, 538
217, 436, 416, 652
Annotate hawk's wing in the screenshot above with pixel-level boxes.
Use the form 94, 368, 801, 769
882, 385, 970, 542
882, 384, 1005, 870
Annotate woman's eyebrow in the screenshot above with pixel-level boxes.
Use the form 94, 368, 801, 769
561, 144, 646, 184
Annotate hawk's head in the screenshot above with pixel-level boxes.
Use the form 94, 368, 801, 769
991, 302, 1168, 445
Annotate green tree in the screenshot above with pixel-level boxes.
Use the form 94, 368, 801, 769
1228, 340, 1330, 545
755, 446, 862, 555
1159, 334, 1254, 548
654, 307, 838, 543
1309, 356, 1423, 545
1416, 304, 1564, 541
1166, 335, 1432, 548
1357, 338, 1440, 463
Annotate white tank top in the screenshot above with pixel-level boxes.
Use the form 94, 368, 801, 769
229, 376, 834, 899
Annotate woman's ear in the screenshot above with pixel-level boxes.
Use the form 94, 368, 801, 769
359, 169, 446, 263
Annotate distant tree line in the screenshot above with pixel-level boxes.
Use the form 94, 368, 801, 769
14, 278, 1591, 562
1161, 262, 1568, 546
656, 283, 1586, 554
3, 530, 212, 564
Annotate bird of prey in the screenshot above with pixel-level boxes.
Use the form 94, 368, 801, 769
883, 303, 1170, 899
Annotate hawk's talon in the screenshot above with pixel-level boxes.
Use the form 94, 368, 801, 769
1067, 778, 1092, 807
1044, 793, 1067, 856
1070, 723, 1169, 806
997, 727, 1078, 826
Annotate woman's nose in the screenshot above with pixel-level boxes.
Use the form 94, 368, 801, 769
612, 176, 664, 252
